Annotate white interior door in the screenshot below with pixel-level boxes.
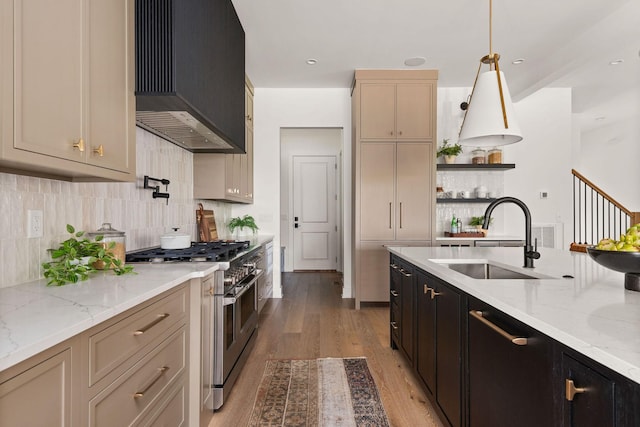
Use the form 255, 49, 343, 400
293, 156, 337, 270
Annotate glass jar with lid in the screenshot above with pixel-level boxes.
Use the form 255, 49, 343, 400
472, 148, 486, 164
87, 223, 126, 268
488, 147, 503, 164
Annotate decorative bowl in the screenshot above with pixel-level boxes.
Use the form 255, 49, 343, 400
586, 247, 640, 291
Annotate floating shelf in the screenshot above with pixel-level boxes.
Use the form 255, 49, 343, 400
436, 163, 515, 171
436, 198, 498, 204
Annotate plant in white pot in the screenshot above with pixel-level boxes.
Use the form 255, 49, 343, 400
228, 215, 259, 239
437, 139, 463, 164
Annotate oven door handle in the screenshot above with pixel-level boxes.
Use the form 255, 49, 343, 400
222, 270, 263, 306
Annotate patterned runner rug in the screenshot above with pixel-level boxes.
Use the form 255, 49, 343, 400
248, 357, 390, 426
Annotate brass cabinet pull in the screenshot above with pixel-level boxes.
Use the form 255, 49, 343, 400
469, 310, 528, 346
399, 202, 403, 228
423, 284, 430, 295
430, 289, 443, 300
133, 313, 170, 336
390, 263, 398, 270
133, 366, 169, 398
398, 130, 403, 136
389, 131, 394, 136
72, 138, 85, 152
399, 269, 411, 277
565, 379, 587, 401
390, 290, 399, 297
93, 144, 104, 157
390, 321, 398, 330
389, 202, 392, 229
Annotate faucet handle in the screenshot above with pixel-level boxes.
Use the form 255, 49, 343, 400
528, 238, 541, 259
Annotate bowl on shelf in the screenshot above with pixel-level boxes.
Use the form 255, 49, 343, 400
586, 247, 640, 291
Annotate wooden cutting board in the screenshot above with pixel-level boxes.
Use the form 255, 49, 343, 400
196, 204, 218, 242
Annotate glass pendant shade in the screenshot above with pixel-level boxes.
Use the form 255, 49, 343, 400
458, 69, 523, 147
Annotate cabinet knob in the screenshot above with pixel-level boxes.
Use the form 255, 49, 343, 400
93, 144, 104, 157
389, 131, 394, 136
72, 138, 85, 152
398, 130, 403, 136
565, 379, 587, 401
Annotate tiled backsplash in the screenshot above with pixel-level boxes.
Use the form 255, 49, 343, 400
0, 128, 231, 288
436, 170, 505, 234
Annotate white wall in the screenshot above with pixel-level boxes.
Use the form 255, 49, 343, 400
579, 117, 640, 211
230, 88, 353, 298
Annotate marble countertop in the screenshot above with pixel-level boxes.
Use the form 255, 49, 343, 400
387, 246, 640, 384
0, 263, 220, 372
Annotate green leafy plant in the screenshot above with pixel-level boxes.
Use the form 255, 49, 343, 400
42, 224, 134, 286
437, 139, 463, 157
469, 216, 493, 226
228, 215, 259, 234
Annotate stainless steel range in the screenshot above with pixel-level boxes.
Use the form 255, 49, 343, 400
126, 240, 263, 410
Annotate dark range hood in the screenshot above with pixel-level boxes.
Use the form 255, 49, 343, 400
135, 0, 245, 153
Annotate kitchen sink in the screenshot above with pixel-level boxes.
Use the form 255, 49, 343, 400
431, 260, 551, 280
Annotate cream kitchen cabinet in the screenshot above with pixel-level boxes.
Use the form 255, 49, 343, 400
194, 76, 254, 203
360, 80, 434, 140
0, 338, 80, 427
0, 0, 135, 181
360, 142, 433, 241
353, 69, 438, 308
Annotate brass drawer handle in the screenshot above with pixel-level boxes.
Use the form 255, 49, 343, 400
399, 269, 411, 277
469, 310, 528, 346
390, 290, 399, 297
390, 263, 398, 270
390, 321, 398, 330
72, 138, 85, 152
133, 366, 169, 398
565, 379, 587, 401
93, 144, 104, 157
133, 313, 170, 336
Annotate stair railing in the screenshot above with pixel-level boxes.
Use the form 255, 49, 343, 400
571, 169, 640, 252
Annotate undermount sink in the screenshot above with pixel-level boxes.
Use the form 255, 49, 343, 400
431, 260, 551, 280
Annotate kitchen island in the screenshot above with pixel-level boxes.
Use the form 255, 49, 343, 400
388, 245, 640, 426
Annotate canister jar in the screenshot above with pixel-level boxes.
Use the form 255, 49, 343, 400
88, 223, 126, 268
472, 148, 486, 164
488, 147, 503, 164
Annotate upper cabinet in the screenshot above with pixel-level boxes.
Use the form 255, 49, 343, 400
359, 78, 434, 140
0, 0, 135, 181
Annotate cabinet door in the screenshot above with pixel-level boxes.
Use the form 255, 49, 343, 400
246, 125, 254, 201
396, 143, 433, 240
396, 83, 433, 140
360, 84, 396, 139
416, 270, 436, 395
201, 276, 214, 411
85, 0, 135, 174
12, 0, 84, 162
389, 257, 401, 348
357, 242, 391, 302
360, 143, 395, 241
562, 354, 615, 427
399, 262, 414, 363
468, 299, 555, 427
0, 348, 73, 427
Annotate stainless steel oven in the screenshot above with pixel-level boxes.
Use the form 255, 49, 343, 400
210, 245, 263, 410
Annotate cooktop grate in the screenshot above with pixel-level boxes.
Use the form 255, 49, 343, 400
125, 240, 250, 263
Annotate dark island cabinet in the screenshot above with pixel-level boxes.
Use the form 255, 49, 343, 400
416, 270, 464, 427
389, 255, 415, 362
562, 350, 640, 427
467, 297, 558, 427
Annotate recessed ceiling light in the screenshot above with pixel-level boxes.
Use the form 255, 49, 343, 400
512, 58, 525, 65
404, 57, 426, 67
609, 59, 624, 65
306, 58, 317, 65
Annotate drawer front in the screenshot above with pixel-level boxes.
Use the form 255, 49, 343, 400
88, 286, 187, 386
88, 327, 186, 427
139, 382, 187, 427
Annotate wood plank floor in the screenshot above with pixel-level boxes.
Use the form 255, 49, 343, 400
209, 271, 445, 427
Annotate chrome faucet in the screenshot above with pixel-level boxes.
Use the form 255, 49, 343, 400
483, 196, 541, 268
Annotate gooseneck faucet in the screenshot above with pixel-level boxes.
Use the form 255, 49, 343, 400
482, 196, 541, 268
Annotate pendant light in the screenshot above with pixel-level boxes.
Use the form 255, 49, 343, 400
458, 0, 522, 147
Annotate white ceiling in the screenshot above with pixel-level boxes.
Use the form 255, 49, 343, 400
232, 0, 640, 132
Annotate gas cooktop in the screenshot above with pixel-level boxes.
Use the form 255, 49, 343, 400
125, 240, 250, 263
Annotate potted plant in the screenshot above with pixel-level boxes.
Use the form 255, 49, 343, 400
228, 215, 259, 239
469, 216, 493, 233
42, 224, 134, 286
437, 139, 463, 164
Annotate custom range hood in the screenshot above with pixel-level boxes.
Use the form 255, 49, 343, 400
135, 0, 245, 153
